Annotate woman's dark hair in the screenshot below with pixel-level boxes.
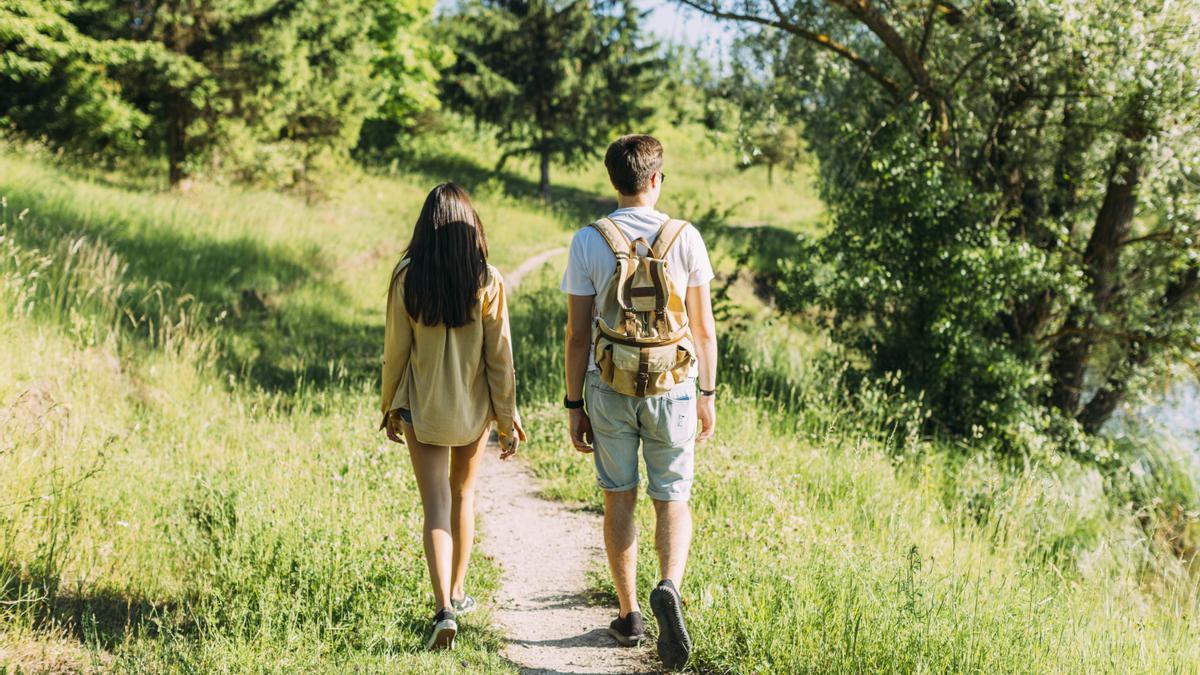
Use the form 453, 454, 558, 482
401, 183, 489, 328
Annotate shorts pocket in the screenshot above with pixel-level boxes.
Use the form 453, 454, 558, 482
665, 383, 695, 403
658, 395, 697, 446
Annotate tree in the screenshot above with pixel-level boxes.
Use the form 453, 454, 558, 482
0, 0, 201, 156
736, 120, 802, 185
357, 0, 452, 155
67, 0, 379, 187
439, 0, 662, 201
4, 0, 446, 189
682, 0, 1200, 445
721, 42, 806, 185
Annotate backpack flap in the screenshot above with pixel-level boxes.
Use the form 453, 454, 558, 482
596, 336, 695, 397
611, 343, 677, 373
625, 258, 668, 314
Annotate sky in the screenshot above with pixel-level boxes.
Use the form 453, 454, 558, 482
641, 0, 736, 60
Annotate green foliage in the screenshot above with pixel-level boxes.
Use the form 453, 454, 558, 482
2, 0, 447, 188
0, 0, 198, 154
437, 0, 662, 199
735, 120, 804, 184
702, 0, 1200, 443
356, 0, 452, 156
5, 119, 1200, 673
511, 267, 1200, 673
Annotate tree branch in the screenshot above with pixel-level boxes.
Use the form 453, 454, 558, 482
825, 0, 953, 150
676, 0, 902, 100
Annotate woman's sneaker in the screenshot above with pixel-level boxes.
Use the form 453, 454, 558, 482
607, 610, 646, 646
452, 594, 478, 615
426, 607, 457, 650
649, 579, 691, 669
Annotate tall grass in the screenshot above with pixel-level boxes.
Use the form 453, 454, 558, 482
5, 124, 1200, 673
0, 173, 517, 671
507, 263, 1200, 672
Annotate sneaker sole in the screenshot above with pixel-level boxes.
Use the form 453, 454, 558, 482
426, 619, 457, 650
606, 626, 645, 647
649, 586, 691, 670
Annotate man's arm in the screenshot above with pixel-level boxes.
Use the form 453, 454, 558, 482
686, 282, 717, 443
565, 293, 595, 452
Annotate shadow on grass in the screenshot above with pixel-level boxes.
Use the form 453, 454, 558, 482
1, 566, 186, 651
3, 182, 382, 394
401, 152, 616, 227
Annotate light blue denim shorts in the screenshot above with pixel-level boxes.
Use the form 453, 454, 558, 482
584, 370, 696, 501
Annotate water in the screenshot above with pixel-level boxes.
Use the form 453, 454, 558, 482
1119, 377, 1200, 454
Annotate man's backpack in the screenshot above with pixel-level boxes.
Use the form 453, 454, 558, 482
590, 217, 695, 397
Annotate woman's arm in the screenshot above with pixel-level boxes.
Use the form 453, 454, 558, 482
482, 271, 522, 451
380, 270, 413, 432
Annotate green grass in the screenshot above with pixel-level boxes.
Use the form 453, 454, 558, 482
508, 266, 1200, 672
0, 145, 581, 671
3, 122, 1200, 673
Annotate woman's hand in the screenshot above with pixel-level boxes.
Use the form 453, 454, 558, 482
499, 418, 526, 460
384, 413, 404, 444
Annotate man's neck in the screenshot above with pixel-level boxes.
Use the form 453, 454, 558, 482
615, 194, 657, 209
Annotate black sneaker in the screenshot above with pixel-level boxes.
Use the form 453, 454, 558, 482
649, 579, 691, 669
607, 610, 646, 646
426, 607, 457, 650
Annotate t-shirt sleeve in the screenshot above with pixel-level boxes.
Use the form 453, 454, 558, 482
560, 229, 597, 296
686, 227, 716, 287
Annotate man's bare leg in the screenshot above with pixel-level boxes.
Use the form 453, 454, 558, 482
652, 499, 692, 589
604, 489, 640, 617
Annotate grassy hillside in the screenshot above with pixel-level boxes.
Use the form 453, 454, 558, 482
0, 147, 575, 671
3, 125, 1198, 673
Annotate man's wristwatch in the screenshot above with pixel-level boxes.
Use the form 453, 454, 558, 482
698, 386, 717, 397
564, 396, 585, 409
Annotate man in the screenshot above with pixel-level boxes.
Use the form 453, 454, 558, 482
560, 134, 718, 670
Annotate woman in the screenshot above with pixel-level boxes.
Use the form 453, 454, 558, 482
380, 183, 525, 650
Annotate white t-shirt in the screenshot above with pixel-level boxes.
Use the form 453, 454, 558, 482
560, 206, 715, 371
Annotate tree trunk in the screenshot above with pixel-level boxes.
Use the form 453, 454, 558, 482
539, 151, 551, 202
1047, 141, 1143, 415
166, 90, 188, 188
1077, 263, 1200, 433
767, 162, 774, 185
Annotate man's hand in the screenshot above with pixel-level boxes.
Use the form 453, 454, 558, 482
697, 395, 716, 443
569, 408, 594, 453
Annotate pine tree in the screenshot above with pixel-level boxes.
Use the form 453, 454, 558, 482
440, 0, 662, 201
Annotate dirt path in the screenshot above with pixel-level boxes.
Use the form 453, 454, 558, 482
476, 247, 659, 674
505, 246, 569, 289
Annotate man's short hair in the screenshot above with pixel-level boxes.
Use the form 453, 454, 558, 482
604, 135, 663, 196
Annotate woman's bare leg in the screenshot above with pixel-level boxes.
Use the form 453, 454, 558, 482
449, 429, 489, 601
404, 423, 453, 610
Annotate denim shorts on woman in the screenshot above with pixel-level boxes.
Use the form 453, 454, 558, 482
584, 370, 696, 501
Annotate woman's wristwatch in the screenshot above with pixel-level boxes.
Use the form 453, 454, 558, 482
699, 385, 716, 397
564, 396, 585, 409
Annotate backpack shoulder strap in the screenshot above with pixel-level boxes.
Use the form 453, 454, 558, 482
590, 218, 632, 257
651, 219, 690, 259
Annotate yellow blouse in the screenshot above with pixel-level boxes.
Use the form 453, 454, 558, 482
380, 261, 519, 446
